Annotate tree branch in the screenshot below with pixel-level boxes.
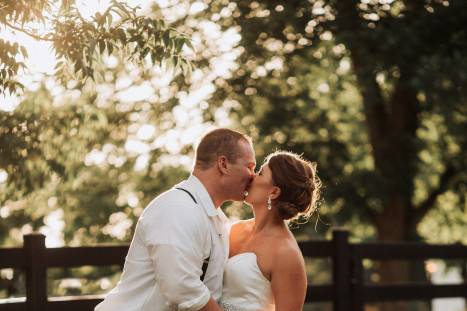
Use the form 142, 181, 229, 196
4, 21, 54, 42
411, 164, 457, 227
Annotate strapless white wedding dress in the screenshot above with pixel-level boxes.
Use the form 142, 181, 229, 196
219, 252, 274, 311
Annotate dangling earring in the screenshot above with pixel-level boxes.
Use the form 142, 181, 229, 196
267, 196, 272, 210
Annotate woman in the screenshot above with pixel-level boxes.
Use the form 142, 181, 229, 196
219, 151, 321, 310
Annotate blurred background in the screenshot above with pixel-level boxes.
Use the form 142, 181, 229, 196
0, 0, 466, 310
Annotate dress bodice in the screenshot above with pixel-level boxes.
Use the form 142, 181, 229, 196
220, 252, 274, 311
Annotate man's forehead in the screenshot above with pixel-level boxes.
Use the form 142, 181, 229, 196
238, 139, 254, 156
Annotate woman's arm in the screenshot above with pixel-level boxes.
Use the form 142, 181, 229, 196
270, 248, 307, 311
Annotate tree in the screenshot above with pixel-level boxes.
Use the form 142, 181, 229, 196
0, 1, 222, 296
0, 0, 193, 95
0, 79, 192, 297
200, 1, 466, 309
2, 0, 466, 308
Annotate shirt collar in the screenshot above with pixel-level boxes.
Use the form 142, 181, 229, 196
179, 175, 218, 217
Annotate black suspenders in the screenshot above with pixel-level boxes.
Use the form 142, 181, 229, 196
175, 187, 210, 282
175, 187, 198, 204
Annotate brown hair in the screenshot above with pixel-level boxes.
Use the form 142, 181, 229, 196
266, 151, 321, 221
195, 128, 252, 170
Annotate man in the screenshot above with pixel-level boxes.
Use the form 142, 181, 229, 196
95, 128, 256, 311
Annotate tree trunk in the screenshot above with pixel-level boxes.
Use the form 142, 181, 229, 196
365, 70, 429, 311
340, 18, 422, 311
333, 1, 448, 309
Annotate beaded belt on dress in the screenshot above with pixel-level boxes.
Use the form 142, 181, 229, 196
218, 301, 248, 311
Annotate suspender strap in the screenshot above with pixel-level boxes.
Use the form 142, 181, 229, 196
201, 258, 209, 282
175, 187, 209, 281
175, 187, 198, 204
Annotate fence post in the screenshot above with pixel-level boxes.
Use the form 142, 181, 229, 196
351, 252, 364, 311
332, 228, 351, 311
24, 233, 47, 311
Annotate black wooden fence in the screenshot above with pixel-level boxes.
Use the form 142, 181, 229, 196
0, 229, 466, 311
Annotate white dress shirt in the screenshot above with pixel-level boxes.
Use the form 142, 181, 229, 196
95, 175, 230, 311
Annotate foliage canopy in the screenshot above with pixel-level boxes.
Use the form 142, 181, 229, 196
0, 0, 192, 95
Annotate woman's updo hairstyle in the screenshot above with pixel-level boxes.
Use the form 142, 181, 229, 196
266, 151, 321, 222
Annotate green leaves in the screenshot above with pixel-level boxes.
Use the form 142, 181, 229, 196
0, 39, 26, 95
125, 17, 193, 68
0, 0, 194, 95
49, 2, 194, 83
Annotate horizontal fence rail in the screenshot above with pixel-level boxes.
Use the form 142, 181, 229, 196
353, 243, 467, 259
45, 246, 127, 267
350, 241, 467, 310
0, 248, 26, 268
0, 230, 466, 311
364, 283, 467, 301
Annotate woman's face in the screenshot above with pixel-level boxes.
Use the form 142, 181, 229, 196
244, 163, 274, 207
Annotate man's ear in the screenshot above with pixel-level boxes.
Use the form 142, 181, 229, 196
270, 186, 281, 200
217, 156, 229, 175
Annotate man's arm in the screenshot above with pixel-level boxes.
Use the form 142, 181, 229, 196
199, 298, 223, 311
141, 195, 217, 310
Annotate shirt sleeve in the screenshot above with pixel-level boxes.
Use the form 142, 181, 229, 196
140, 196, 211, 310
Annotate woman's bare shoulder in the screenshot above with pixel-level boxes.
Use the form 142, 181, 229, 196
271, 234, 305, 271
231, 218, 254, 232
